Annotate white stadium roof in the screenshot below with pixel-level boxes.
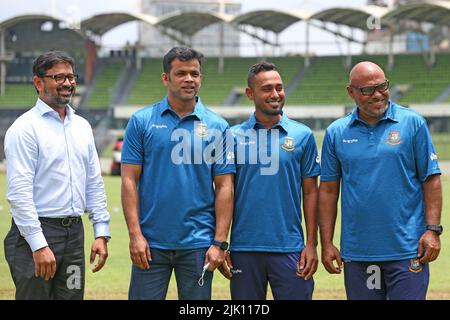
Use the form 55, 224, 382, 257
309, 5, 390, 30
230, 9, 310, 34
1, 1, 450, 38
383, 0, 450, 25
81, 12, 158, 36
156, 11, 233, 36
0, 14, 66, 30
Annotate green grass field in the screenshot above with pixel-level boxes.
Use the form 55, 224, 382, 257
0, 174, 449, 300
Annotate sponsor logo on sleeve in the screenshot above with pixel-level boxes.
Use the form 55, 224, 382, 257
430, 153, 438, 161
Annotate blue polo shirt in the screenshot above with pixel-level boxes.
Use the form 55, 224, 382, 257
230, 113, 320, 252
121, 96, 235, 250
321, 101, 441, 261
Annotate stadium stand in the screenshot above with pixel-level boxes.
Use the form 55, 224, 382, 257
0, 55, 85, 108
288, 53, 450, 106
3, 53, 450, 109
84, 58, 126, 109
126, 56, 305, 107
124, 53, 450, 107
126, 58, 167, 106
0, 84, 36, 108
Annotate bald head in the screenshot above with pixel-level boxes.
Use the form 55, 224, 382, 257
346, 60, 390, 125
349, 61, 386, 86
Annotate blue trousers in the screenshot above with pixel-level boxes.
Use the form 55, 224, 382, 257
230, 252, 314, 300
128, 248, 212, 300
344, 259, 429, 300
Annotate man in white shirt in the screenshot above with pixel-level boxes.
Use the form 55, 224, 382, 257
3, 51, 111, 300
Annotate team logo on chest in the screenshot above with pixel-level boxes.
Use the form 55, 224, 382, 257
195, 122, 208, 137
386, 130, 401, 145
281, 136, 295, 152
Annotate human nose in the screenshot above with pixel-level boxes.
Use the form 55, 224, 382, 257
184, 73, 193, 82
270, 88, 280, 99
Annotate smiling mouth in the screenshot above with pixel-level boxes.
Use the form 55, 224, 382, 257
58, 87, 74, 95
370, 99, 385, 105
268, 101, 281, 107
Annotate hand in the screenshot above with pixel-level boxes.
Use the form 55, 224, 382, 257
129, 233, 151, 270
90, 237, 109, 273
217, 251, 233, 280
32, 246, 56, 281
418, 231, 441, 264
298, 243, 318, 280
321, 243, 342, 274
204, 245, 226, 272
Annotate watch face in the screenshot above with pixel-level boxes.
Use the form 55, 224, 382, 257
427, 225, 443, 235
213, 240, 229, 251
220, 242, 229, 251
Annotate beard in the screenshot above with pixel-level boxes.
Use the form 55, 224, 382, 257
259, 100, 284, 116
43, 85, 75, 107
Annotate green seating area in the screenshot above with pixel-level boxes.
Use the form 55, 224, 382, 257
382, 53, 450, 104
201, 57, 257, 106
0, 84, 37, 108
290, 53, 450, 105
85, 60, 126, 108
127, 56, 304, 106
128, 54, 450, 107
0, 59, 85, 109
2, 53, 450, 109
127, 58, 166, 106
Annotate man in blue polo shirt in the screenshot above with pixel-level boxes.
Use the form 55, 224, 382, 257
121, 47, 235, 300
319, 61, 442, 300
219, 62, 320, 300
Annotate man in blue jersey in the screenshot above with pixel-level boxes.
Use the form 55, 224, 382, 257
319, 61, 442, 300
121, 47, 235, 300
219, 62, 320, 300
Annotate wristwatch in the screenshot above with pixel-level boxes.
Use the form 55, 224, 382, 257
97, 236, 111, 243
212, 240, 229, 251
426, 224, 443, 235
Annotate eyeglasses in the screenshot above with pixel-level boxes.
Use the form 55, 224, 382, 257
42, 73, 78, 84
351, 80, 389, 96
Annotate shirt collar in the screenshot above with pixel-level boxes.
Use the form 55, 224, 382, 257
35, 98, 75, 120
247, 112, 289, 132
349, 100, 398, 126
159, 95, 205, 121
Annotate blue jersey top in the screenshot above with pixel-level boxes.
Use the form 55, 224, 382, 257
230, 113, 320, 252
121, 96, 235, 250
321, 101, 441, 261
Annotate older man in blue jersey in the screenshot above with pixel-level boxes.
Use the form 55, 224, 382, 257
219, 62, 320, 300
319, 61, 442, 300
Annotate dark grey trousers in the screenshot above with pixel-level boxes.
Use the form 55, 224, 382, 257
4, 218, 85, 300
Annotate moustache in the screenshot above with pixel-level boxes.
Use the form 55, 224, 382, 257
57, 86, 74, 92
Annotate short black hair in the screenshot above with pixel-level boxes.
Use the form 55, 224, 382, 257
162, 46, 204, 74
32, 51, 75, 77
247, 61, 279, 87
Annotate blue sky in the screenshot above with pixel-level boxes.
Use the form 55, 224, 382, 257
0, 0, 369, 55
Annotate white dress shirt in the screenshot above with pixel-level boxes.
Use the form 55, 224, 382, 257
4, 99, 111, 252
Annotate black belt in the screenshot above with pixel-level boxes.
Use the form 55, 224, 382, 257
39, 216, 81, 227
